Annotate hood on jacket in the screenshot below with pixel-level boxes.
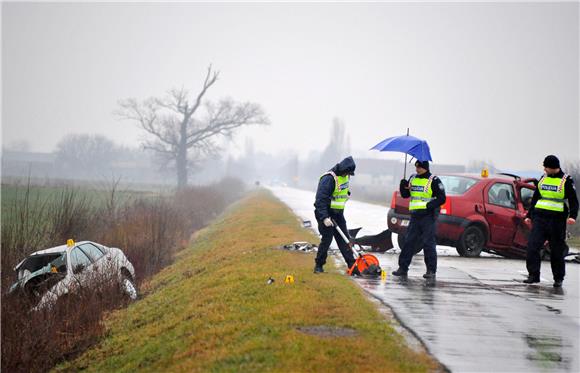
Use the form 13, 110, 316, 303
331, 156, 356, 176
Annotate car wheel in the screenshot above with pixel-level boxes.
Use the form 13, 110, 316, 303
120, 274, 138, 301
456, 226, 485, 257
397, 233, 423, 254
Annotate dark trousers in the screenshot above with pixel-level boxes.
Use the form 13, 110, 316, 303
398, 214, 437, 272
315, 213, 355, 268
526, 215, 567, 281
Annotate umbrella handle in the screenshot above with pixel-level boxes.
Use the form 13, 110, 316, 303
403, 128, 409, 179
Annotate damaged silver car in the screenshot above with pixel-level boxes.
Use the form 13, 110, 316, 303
9, 240, 138, 309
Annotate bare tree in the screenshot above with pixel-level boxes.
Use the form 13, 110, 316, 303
563, 161, 579, 182
320, 117, 350, 168
116, 66, 270, 188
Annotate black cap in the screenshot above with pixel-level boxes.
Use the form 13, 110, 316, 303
415, 160, 430, 171
543, 155, 560, 169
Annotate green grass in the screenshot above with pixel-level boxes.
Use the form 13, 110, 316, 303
53, 190, 438, 372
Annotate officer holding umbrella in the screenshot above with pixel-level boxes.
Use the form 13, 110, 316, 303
371, 132, 445, 279
392, 160, 446, 279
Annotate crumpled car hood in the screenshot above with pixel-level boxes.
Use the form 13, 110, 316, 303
9, 254, 67, 296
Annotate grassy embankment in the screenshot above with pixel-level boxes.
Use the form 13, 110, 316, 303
55, 190, 437, 372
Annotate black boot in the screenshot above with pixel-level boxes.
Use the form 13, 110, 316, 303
423, 271, 436, 279
523, 275, 540, 284
553, 280, 563, 288
392, 268, 408, 277
314, 264, 324, 274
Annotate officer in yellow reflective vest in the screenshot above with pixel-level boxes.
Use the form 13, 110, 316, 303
523, 155, 578, 287
313, 156, 357, 274
392, 160, 446, 279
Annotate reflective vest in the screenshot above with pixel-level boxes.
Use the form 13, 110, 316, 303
409, 175, 435, 211
536, 175, 567, 212
321, 172, 350, 210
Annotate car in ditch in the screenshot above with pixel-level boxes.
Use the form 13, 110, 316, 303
8, 240, 138, 309
387, 172, 541, 258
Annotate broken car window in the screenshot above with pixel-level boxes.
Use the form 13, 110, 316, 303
78, 243, 105, 262
70, 248, 92, 274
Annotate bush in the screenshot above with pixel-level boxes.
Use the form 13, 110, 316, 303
1, 268, 127, 373
97, 197, 182, 282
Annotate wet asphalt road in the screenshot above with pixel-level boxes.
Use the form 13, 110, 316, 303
269, 186, 580, 372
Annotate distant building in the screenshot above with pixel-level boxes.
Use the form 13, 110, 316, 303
350, 158, 467, 203
1, 151, 56, 179
1, 150, 169, 185
355, 158, 466, 185
355, 158, 402, 186
430, 164, 466, 174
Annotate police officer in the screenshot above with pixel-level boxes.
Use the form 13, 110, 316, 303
392, 160, 446, 279
313, 156, 357, 274
524, 155, 578, 287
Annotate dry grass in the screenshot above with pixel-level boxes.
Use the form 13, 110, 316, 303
54, 190, 438, 373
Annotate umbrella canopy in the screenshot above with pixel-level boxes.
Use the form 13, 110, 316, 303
370, 135, 432, 162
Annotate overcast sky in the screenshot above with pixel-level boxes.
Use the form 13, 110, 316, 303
2, 2, 579, 170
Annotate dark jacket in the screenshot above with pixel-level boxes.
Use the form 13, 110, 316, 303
314, 157, 356, 220
526, 171, 578, 221
400, 172, 446, 217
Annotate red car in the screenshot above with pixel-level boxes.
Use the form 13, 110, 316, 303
387, 173, 539, 258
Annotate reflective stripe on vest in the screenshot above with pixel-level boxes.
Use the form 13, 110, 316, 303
536, 175, 567, 212
409, 175, 435, 211
321, 172, 350, 210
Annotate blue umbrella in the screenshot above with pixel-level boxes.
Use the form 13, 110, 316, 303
370, 135, 432, 161
370, 133, 432, 178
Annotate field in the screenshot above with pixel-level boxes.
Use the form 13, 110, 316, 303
1, 182, 157, 223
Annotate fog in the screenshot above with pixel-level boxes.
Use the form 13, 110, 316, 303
2, 2, 579, 181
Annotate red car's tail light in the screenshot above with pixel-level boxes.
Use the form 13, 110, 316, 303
440, 197, 452, 215
390, 191, 397, 209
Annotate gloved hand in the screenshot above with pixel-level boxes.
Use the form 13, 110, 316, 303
400, 179, 409, 188
323, 217, 334, 227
